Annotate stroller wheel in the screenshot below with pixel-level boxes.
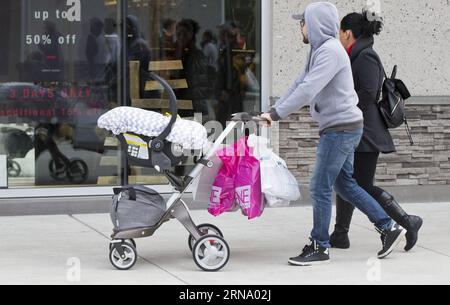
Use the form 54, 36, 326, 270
7, 160, 21, 178
110, 239, 136, 251
193, 235, 230, 272
67, 159, 89, 184
49, 160, 68, 181
188, 224, 224, 252
109, 242, 137, 271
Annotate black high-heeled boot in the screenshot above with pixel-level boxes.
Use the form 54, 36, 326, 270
378, 191, 423, 252
330, 196, 355, 249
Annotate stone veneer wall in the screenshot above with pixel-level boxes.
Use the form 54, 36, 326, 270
276, 100, 450, 187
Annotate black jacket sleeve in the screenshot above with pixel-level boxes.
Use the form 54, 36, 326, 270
354, 51, 382, 111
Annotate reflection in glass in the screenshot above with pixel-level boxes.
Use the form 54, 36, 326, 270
0, 0, 261, 189
125, 0, 261, 183
0, 0, 121, 188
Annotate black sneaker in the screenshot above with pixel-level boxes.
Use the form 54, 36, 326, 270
377, 223, 406, 259
288, 239, 330, 266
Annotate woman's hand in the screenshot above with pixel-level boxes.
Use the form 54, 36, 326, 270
260, 113, 274, 127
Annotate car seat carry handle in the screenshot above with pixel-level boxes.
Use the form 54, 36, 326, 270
144, 72, 179, 144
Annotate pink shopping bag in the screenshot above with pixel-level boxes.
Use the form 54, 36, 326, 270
209, 137, 264, 219
208, 141, 241, 216
234, 151, 264, 220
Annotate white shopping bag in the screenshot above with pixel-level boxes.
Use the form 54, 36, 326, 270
248, 135, 301, 207
265, 194, 290, 208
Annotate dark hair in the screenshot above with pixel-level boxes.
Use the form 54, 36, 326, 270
341, 11, 383, 39
177, 19, 201, 35
162, 18, 176, 31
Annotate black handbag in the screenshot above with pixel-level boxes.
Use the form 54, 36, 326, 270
377, 65, 414, 145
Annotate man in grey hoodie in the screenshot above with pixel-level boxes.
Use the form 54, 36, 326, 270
261, 2, 405, 266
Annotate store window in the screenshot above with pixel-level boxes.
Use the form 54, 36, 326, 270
0, 0, 261, 190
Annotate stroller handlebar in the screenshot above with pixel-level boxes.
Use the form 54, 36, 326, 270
230, 112, 270, 123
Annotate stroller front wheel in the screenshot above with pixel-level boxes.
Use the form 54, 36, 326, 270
193, 235, 230, 272
188, 224, 224, 252
109, 242, 137, 271
109, 239, 136, 251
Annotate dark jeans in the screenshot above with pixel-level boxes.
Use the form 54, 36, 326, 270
335, 152, 387, 231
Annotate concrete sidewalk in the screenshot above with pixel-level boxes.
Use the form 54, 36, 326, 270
0, 202, 449, 285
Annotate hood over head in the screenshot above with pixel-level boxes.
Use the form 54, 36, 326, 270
304, 2, 339, 49
127, 15, 141, 41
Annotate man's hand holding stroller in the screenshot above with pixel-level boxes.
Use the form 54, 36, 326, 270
260, 113, 274, 127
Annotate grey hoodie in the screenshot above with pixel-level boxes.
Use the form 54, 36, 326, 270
271, 2, 363, 133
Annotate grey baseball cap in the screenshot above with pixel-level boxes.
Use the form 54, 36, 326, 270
292, 13, 305, 21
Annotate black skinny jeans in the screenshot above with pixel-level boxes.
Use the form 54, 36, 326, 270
336, 152, 386, 221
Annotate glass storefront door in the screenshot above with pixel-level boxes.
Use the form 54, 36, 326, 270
0, 0, 261, 192
0, 0, 123, 189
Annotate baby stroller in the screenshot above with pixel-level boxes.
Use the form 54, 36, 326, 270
98, 73, 269, 272
2, 128, 34, 178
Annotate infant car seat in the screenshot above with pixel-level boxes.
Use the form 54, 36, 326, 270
98, 73, 207, 172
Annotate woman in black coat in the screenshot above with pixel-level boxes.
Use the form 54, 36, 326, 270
330, 11, 423, 251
